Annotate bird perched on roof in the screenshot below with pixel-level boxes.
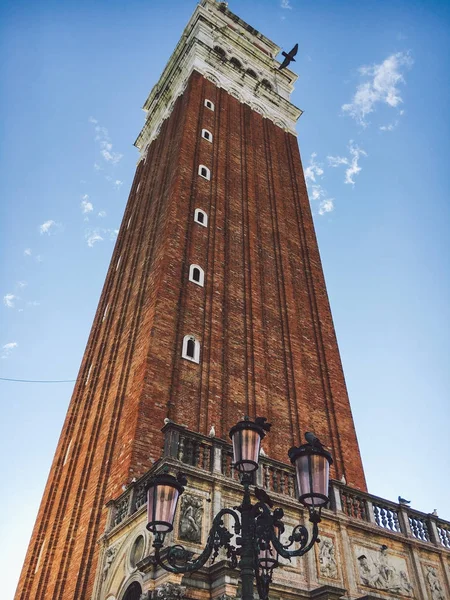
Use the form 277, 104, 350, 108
278, 43, 298, 70
163, 417, 173, 425
260, 447, 266, 457
255, 487, 274, 508
432, 509, 438, 516
340, 474, 347, 485
209, 425, 216, 438
255, 416, 272, 432
398, 496, 411, 505
305, 431, 327, 450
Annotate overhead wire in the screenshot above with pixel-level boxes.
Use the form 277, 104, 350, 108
0, 377, 76, 384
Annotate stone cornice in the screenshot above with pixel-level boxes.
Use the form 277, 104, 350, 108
135, 0, 302, 154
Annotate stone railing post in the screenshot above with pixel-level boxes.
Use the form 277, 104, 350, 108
127, 485, 137, 517
255, 462, 263, 487
212, 442, 223, 474
365, 498, 377, 524
163, 425, 181, 459
105, 500, 116, 533
426, 515, 441, 545
398, 505, 413, 537
329, 482, 342, 512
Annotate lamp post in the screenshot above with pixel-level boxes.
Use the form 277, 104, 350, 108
146, 417, 333, 600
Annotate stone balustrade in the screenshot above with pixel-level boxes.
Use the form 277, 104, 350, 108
108, 424, 450, 554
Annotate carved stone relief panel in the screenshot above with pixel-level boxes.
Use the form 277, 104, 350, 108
317, 535, 339, 580
354, 544, 413, 597
423, 564, 446, 600
152, 582, 186, 599
178, 494, 203, 544
103, 545, 118, 581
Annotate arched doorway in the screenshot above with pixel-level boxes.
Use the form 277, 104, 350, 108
122, 581, 142, 600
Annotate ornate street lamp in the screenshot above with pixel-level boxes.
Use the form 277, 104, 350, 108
146, 418, 332, 600
146, 472, 187, 536
288, 441, 333, 520
229, 416, 269, 472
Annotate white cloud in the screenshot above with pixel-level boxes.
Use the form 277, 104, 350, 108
304, 152, 324, 183
379, 121, 399, 131
101, 147, 123, 164
85, 226, 119, 246
39, 220, 61, 235
90, 120, 123, 164
342, 52, 413, 126
81, 195, 94, 214
98, 210, 107, 218
281, 0, 292, 8
24, 248, 32, 256
86, 229, 104, 247
106, 176, 124, 188
304, 153, 334, 216
318, 199, 334, 215
35, 255, 43, 263
3, 293, 17, 308
1, 342, 18, 359
327, 141, 367, 185
27, 301, 40, 307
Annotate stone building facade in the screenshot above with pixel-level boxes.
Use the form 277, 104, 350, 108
14, 2, 449, 600
97, 424, 450, 600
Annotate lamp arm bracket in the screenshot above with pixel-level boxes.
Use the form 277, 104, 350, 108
154, 508, 241, 574
271, 521, 319, 559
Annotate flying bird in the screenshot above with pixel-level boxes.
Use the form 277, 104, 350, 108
278, 43, 298, 70
209, 425, 216, 438
398, 496, 411, 505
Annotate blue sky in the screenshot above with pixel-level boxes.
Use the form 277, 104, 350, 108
1, 0, 449, 597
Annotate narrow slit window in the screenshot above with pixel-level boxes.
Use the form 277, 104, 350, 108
63, 439, 72, 466
85, 365, 92, 386
182, 335, 200, 363
202, 129, 213, 143
194, 209, 208, 227
35, 540, 46, 574
198, 165, 211, 180
102, 304, 109, 322
189, 264, 205, 287
204, 99, 214, 111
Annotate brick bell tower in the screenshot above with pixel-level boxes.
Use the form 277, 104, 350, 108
15, 1, 366, 599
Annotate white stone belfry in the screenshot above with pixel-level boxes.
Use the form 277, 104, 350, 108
135, 0, 302, 154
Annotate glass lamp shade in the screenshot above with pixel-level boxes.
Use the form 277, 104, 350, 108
258, 525, 280, 570
229, 419, 266, 473
146, 473, 185, 533
289, 444, 333, 508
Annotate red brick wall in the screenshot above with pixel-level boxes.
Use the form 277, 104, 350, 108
15, 71, 366, 600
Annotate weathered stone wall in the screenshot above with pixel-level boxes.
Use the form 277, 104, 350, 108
98, 455, 450, 600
